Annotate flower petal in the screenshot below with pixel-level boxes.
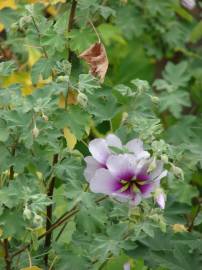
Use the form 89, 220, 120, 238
139, 183, 154, 198
106, 134, 122, 148
130, 193, 142, 205
154, 170, 167, 187
106, 154, 136, 181
125, 139, 150, 160
149, 160, 164, 180
123, 262, 131, 270
90, 168, 121, 195
89, 138, 110, 164
84, 156, 102, 182
156, 192, 166, 209
112, 190, 141, 205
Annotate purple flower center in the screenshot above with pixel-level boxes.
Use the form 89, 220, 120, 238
116, 172, 150, 195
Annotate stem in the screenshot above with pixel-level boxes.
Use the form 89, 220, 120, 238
3, 239, 11, 270
31, 16, 48, 59
188, 204, 201, 232
88, 19, 101, 43
44, 154, 58, 268
67, 0, 77, 62
9, 144, 16, 180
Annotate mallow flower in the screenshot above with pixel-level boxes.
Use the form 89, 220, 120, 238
84, 134, 150, 182
84, 134, 167, 207
181, 0, 196, 10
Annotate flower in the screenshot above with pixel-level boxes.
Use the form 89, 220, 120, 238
155, 190, 166, 209
123, 262, 131, 270
90, 154, 167, 205
84, 134, 167, 206
84, 134, 150, 182
181, 0, 196, 10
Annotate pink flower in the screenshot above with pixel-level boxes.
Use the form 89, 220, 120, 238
123, 262, 131, 270
84, 134, 149, 182
84, 135, 167, 206
156, 191, 166, 209
90, 154, 167, 205
181, 0, 196, 10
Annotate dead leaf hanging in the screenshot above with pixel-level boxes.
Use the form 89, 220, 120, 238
79, 42, 108, 83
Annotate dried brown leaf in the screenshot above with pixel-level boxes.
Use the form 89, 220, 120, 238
79, 42, 108, 83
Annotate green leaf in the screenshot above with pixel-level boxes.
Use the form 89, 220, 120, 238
53, 106, 90, 139
31, 58, 53, 84
78, 74, 101, 93
69, 29, 97, 53
159, 90, 191, 118
189, 21, 202, 44
155, 62, 191, 92
0, 60, 17, 76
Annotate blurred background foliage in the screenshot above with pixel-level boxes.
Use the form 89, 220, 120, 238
0, 0, 202, 269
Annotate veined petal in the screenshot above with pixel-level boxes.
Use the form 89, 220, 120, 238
90, 168, 121, 195
153, 170, 168, 187
106, 154, 136, 181
106, 134, 122, 148
89, 138, 110, 165
125, 139, 150, 160
84, 156, 102, 182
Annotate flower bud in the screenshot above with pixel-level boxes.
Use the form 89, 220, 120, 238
32, 126, 39, 138
156, 192, 166, 209
121, 112, 128, 124
56, 75, 69, 82
161, 154, 169, 164
148, 157, 156, 172
19, 16, 32, 29
77, 92, 88, 107
42, 113, 48, 122
23, 206, 32, 220
150, 95, 159, 104
33, 214, 43, 226
171, 164, 184, 180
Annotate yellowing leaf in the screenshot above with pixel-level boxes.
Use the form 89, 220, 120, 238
64, 127, 77, 150
0, 228, 3, 238
27, 47, 41, 67
0, 0, 16, 9
58, 90, 78, 108
46, 5, 58, 16
28, 0, 65, 4
172, 224, 187, 233
1, 70, 51, 96
0, 23, 4, 32
34, 227, 46, 237
2, 72, 34, 95
21, 266, 42, 270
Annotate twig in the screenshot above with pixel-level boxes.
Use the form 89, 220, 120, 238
67, 0, 78, 62
11, 195, 108, 259
3, 239, 11, 270
44, 154, 58, 267
26, 249, 32, 267
49, 256, 58, 270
